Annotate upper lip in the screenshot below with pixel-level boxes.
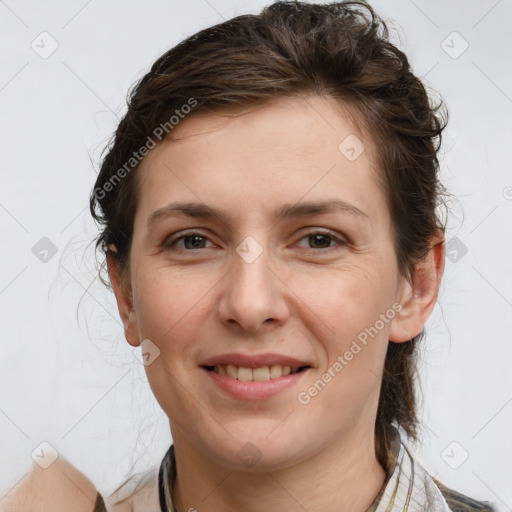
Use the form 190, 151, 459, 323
200, 353, 312, 369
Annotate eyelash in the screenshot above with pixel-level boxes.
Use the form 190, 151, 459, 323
164, 229, 348, 252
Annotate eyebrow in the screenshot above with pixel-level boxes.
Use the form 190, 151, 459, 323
147, 199, 369, 228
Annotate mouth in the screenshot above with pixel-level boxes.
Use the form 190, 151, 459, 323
202, 364, 311, 381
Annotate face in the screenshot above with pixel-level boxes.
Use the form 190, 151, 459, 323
109, 94, 440, 471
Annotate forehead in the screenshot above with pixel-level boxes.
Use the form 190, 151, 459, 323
135, 94, 386, 224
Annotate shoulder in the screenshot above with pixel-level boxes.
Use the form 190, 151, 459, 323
433, 478, 497, 512
396, 437, 497, 512
0, 457, 98, 512
102, 467, 161, 512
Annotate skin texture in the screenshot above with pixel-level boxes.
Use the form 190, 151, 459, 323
0, 458, 98, 512
106, 94, 445, 512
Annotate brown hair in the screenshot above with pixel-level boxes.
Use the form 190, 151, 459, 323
90, 0, 447, 472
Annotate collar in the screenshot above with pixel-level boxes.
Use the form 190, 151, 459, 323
158, 428, 451, 512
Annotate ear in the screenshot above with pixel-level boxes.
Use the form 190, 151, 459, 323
389, 230, 445, 343
106, 247, 141, 347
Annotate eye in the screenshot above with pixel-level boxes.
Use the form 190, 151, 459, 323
296, 230, 347, 250
164, 229, 347, 252
165, 232, 215, 250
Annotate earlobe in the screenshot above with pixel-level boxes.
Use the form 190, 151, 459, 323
106, 247, 141, 347
389, 231, 445, 343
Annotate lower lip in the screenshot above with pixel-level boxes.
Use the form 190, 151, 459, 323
201, 367, 310, 400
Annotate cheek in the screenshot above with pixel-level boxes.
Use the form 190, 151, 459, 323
131, 265, 215, 359
131, 267, 216, 420
286, 259, 398, 406
292, 265, 395, 414
292, 261, 395, 340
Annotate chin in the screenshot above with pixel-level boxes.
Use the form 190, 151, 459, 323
205, 429, 311, 472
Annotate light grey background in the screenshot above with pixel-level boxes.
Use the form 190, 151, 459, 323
0, 0, 511, 509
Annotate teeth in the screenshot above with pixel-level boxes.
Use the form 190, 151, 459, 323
226, 364, 238, 379
253, 366, 270, 381
213, 364, 299, 380
269, 364, 284, 379
237, 367, 253, 381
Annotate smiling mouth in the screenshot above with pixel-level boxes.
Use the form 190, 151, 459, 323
203, 364, 311, 381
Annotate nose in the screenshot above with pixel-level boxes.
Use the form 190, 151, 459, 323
217, 240, 290, 333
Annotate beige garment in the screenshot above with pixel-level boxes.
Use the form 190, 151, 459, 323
96, 427, 496, 512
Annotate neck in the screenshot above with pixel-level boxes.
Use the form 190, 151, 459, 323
170, 426, 387, 512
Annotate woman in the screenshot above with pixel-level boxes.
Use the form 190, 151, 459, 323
3, 1, 496, 511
